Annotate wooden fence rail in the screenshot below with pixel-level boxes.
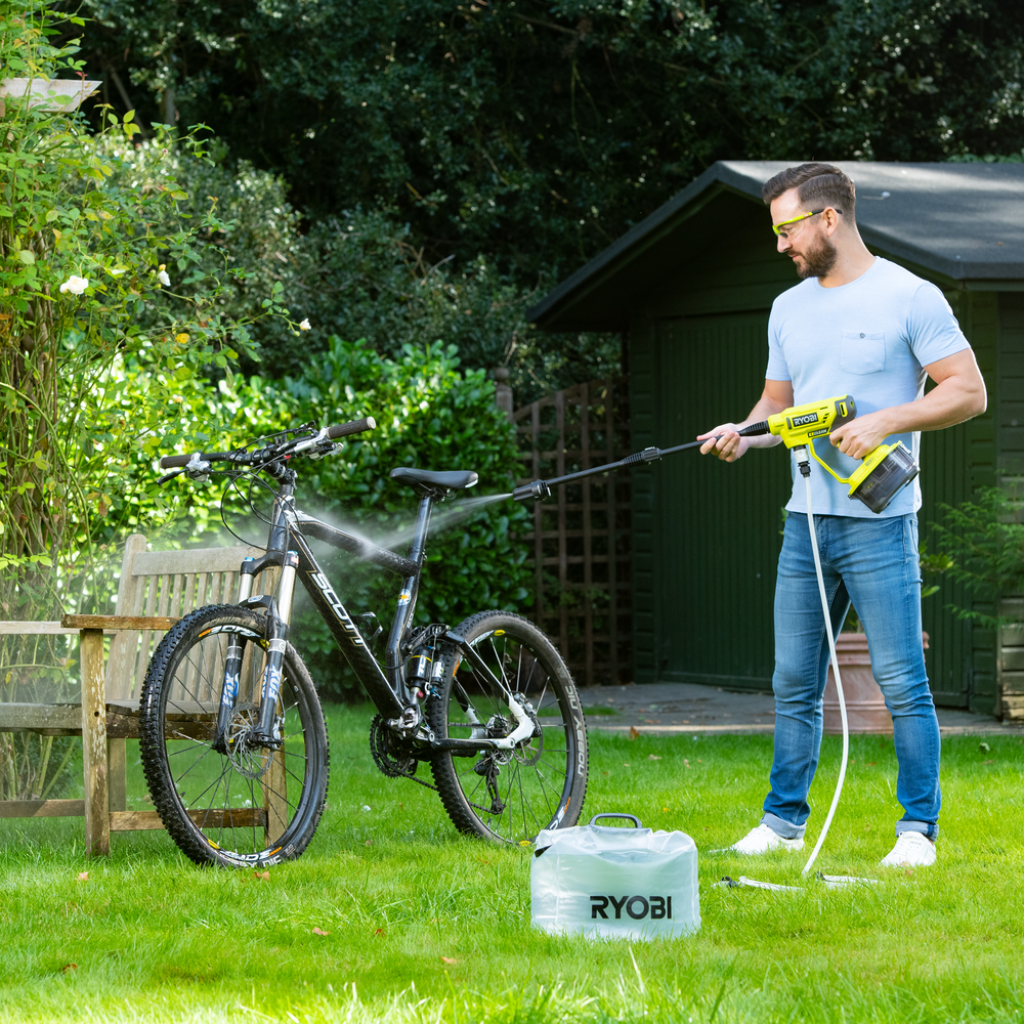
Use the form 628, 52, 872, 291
512, 377, 631, 687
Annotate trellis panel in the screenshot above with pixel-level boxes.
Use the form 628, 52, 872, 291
513, 377, 631, 686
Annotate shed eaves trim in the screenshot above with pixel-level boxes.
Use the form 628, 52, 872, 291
528, 160, 1024, 328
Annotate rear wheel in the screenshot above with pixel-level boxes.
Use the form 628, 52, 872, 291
427, 611, 588, 844
139, 605, 329, 867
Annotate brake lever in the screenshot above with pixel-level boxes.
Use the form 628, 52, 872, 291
283, 427, 341, 462
185, 453, 212, 482
157, 469, 185, 486
306, 440, 340, 461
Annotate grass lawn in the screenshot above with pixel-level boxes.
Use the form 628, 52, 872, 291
1, 703, 1022, 1023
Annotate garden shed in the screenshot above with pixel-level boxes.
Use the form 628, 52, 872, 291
528, 160, 1024, 716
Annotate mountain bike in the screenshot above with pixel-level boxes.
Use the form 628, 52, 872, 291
139, 417, 589, 867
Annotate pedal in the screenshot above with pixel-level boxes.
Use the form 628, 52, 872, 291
387, 705, 422, 735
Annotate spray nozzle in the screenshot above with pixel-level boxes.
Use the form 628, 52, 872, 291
738, 420, 770, 437
512, 480, 551, 503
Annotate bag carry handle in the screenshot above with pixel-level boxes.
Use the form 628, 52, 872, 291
589, 813, 643, 829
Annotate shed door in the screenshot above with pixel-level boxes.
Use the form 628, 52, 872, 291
654, 312, 791, 690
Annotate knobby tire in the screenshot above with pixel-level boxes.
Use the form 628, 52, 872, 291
139, 605, 329, 868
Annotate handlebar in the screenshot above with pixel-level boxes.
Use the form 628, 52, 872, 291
157, 416, 376, 472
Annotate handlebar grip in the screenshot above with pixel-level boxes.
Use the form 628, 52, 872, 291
326, 416, 376, 440
159, 451, 233, 469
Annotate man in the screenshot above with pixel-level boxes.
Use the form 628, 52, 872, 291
698, 163, 986, 867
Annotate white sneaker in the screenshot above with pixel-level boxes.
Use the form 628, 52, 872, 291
728, 823, 804, 855
879, 832, 936, 868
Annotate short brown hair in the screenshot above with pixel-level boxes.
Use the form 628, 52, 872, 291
761, 163, 856, 219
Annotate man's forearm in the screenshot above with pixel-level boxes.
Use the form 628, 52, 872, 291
829, 349, 987, 460
875, 373, 987, 435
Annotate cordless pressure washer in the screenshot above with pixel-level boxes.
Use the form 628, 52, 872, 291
738, 394, 920, 513
511, 395, 920, 877
512, 394, 919, 515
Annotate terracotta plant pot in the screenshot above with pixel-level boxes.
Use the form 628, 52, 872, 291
822, 632, 929, 735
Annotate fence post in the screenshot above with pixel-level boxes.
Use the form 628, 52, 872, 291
492, 367, 513, 421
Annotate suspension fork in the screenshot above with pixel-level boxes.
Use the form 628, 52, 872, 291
215, 471, 300, 751
251, 549, 299, 747
212, 549, 300, 751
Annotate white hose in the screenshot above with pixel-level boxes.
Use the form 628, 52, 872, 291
800, 464, 849, 876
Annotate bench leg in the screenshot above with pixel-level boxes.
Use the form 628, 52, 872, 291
81, 629, 110, 856
107, 738, 128, 813
265, 748, 287, 847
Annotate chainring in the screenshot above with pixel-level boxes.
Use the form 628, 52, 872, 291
369, 713, 418, 779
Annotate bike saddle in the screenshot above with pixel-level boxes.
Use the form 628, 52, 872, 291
389, 467, 479, 491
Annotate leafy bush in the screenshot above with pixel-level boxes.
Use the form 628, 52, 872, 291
932, 488, 1024, 630
162, 337, 533, 701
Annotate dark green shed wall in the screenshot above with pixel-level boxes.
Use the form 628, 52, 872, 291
628, 198, 1003, 710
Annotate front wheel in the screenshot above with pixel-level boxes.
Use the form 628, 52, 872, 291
427, 611, 588, 844
139, 605, 329, 868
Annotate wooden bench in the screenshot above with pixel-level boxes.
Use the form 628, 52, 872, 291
0, 534, 272, 854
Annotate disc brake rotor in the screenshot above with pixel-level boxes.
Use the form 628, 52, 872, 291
225, 702, 275, 780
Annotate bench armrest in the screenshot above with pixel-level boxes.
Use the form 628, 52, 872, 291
0, 621, 79, 635
61, 615, 181, 631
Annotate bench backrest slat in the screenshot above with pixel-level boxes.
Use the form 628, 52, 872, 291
104, 535, 271, 702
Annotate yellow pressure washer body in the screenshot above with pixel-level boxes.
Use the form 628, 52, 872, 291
738, 395, 920, 514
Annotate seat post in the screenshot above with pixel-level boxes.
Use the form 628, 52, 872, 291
409, 492, 435, 567
384, 491, 435, 697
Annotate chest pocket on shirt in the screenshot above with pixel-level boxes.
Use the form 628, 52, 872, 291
841, 331, 886, 374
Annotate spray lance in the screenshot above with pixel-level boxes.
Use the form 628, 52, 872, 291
511, 394, 920, 877
513, 394, 919, 514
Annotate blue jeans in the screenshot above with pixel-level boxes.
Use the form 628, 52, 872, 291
761, 512, 940, 842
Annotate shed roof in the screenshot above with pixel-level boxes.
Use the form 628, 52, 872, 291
529, 160, 1024, 332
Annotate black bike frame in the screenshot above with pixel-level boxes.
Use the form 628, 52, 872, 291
234, 469, 518, 752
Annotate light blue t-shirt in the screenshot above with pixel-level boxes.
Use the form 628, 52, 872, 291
765, 257, 970, 518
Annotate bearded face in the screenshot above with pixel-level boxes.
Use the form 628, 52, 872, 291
792, 231, 838, 280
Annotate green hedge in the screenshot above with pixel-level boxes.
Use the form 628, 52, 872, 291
167, 337, 533, 701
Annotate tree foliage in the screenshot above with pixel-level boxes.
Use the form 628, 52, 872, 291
113, 142, 618, 399
0, 1, 292, 618
0, 0, 290, 799
76, 0, 1024, 280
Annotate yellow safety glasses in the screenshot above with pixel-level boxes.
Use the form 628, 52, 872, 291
772, 208, 842, 237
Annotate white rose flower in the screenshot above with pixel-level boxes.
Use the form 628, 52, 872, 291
299, 318, 312, 331
158, 270, 171, 287
59, 275, 89, 295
